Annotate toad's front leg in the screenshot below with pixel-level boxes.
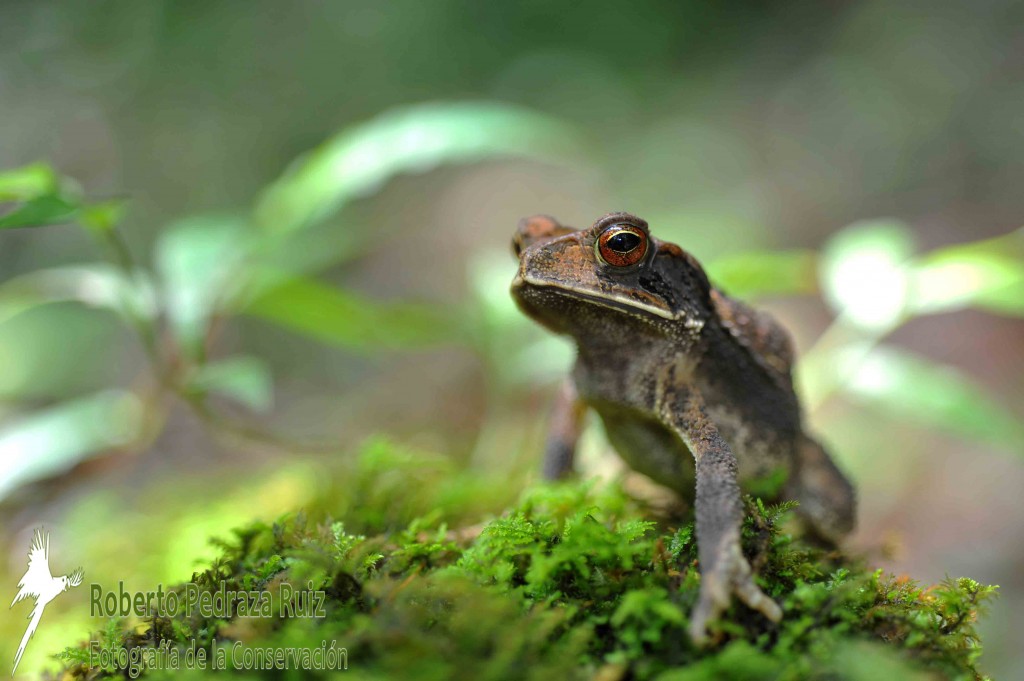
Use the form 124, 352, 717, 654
541, 378, 587, 480
656, 379, 782, 644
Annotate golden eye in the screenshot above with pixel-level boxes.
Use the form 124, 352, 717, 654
597, 225, 648, 267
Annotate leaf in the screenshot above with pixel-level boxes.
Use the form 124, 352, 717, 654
0, 162, 60, 200
840, 344, 1024, 451
253, 101, 582, 234
0, 193, 80, 229
242, 276, 455, 351
187, 356, 274, 412
0, 163, 83, 230
155, 215, 248, 359
705, 249, 818, 298
824, 641, 934, 681
466, 250, 572, 387
820, 220, 917, 331
78, 199, 128, 234
0, 264, 157, 327
909, 229, 1024, 317
0, 390, 143, 501
247, 223, 367, 283
467, 250, 526, 334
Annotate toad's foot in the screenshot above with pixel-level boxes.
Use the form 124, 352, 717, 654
689, 537, 782, 645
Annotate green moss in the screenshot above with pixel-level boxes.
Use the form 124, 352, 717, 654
54, 440, 996, 680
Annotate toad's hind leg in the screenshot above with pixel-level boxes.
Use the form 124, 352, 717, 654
787, 435, 856, 545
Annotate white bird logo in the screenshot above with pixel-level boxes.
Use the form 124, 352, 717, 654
10, 528, 82, 676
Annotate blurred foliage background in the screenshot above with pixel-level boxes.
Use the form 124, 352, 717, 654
1, 1, 1022, 677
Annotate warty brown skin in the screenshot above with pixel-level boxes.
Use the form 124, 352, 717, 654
510, 212, 856, 644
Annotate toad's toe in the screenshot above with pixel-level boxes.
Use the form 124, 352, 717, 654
688, 541, 782, 645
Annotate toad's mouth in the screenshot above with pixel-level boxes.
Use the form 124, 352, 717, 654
512, 273, 677, 321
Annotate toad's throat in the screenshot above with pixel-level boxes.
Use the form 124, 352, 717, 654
519, 274, 679, 320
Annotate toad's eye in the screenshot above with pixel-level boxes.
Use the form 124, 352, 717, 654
597, 225, 648, 267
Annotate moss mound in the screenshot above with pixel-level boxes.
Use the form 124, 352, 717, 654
54, 441, 996, 680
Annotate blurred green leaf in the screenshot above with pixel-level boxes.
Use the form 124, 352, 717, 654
0, 264, 157, 327
468, 250, 523, 333
155, 215, 248, 360
187, 356, 274, 412
511, 336, 575, 386
0, 390, 143, 501
0, 304, 120, 401
466, 250, 572, 387
0, 164, 124, 234
0, 163, 60, 201
973, 277, 1024, 315
243, 276, 455, 351
820, 220, 916, 332
78, 199, 128, 234
705, 249, 818, 298
248, 224, 366, 283
254, 102, 583, 235
960, 224, 1024, 257
0, 194, 80, 230
841, 344, 1024, 451
0, 163, 83, 230
823, 641, 933, 681
910, 229, 1024, 317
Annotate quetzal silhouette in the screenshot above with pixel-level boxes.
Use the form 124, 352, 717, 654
10, 529, 82, 675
